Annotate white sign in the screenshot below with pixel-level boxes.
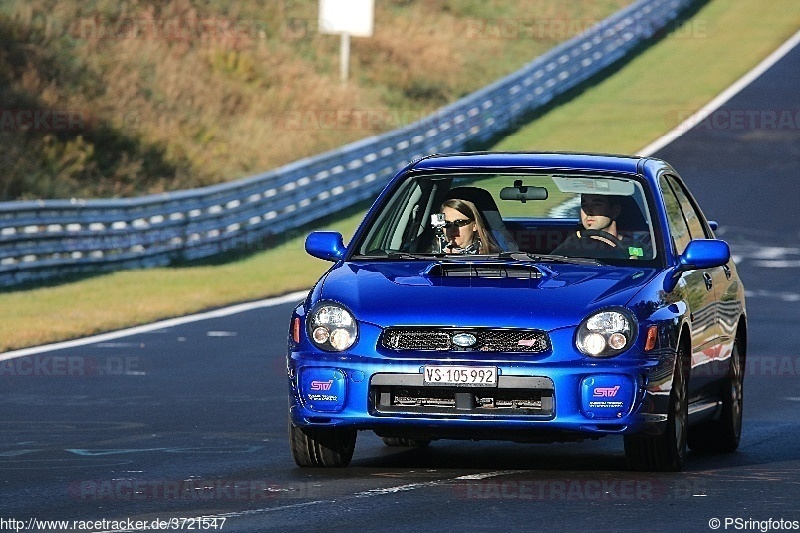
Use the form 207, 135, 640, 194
319, 0, 374, 37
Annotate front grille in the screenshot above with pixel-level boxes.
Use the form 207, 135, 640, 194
384, 330, 451, 351
381, 328, 549, 353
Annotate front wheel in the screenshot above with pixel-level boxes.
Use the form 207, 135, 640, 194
289, 423, 357, 467
688, 338, 744, 453
625, 343, 689, 471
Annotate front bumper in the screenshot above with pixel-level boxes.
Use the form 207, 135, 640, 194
287, 349, 674, 441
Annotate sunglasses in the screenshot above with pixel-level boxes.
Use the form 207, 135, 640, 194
442, 218, 473, 229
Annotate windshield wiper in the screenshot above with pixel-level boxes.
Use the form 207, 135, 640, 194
355, 251, 603, 265
388, 252, 447, 260
497, 252, 604, 266
354, 252, 448, 260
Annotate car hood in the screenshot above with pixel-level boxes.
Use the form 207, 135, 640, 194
314, 260, 657, 331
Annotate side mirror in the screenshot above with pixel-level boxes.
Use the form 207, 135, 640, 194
305, 231, 346, 262
708, 220, 719, 231
664, 239, 730, 292
679, 239, 730, 271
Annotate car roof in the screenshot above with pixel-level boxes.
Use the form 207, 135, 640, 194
408, 151, 653, 176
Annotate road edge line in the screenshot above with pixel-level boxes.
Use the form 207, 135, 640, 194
0, 289, 308, 361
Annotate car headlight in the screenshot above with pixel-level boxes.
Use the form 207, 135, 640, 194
576, 309, 635, 357
307, 301, 358, 352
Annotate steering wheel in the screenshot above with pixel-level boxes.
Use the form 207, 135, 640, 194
577, 229, 628, 258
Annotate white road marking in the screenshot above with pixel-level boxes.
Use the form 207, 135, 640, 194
750, 247, 800, 260
94, 342, 142, 348
729, 244, 800, 270
206, 331, 238, 337
744, 290, 800, 302
0, 290, 308, 362
456, 470, 526, 480
355, 480, 443, 497
754, 260, 800, 269
353, 469, 525, 497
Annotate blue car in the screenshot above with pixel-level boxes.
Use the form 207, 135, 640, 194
287, 152, 746, 471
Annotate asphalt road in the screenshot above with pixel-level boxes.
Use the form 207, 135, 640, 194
2, 35, 800, 533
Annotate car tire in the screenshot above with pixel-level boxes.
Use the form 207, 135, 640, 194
687, 338, 744, 454
625, 342, 689, 472
380, 437, 431, 447
289, 423, 357, 467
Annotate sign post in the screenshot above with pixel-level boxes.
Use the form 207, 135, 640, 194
319, 0, 374, 84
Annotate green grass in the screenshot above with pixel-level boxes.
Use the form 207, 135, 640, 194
2, 1, 799, 352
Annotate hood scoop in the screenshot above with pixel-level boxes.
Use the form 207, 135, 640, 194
426, 262, 543, 279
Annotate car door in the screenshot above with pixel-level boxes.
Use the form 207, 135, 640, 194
667, 175, 735, 375
659, 175, 720, 399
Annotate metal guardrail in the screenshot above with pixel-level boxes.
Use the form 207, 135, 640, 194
0, 0, 696, 287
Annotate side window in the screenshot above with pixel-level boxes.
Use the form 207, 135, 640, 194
358, 179, 420, 253
660, 176, 692, 255
666, 176, 711, 239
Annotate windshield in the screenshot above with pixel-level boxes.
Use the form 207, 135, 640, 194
352, 172, 659, 265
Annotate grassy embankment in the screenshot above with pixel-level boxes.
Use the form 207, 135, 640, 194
2, 1, 799, 351
0, 0, 627, 199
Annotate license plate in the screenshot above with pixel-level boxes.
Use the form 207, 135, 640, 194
423, 365, 497, 387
